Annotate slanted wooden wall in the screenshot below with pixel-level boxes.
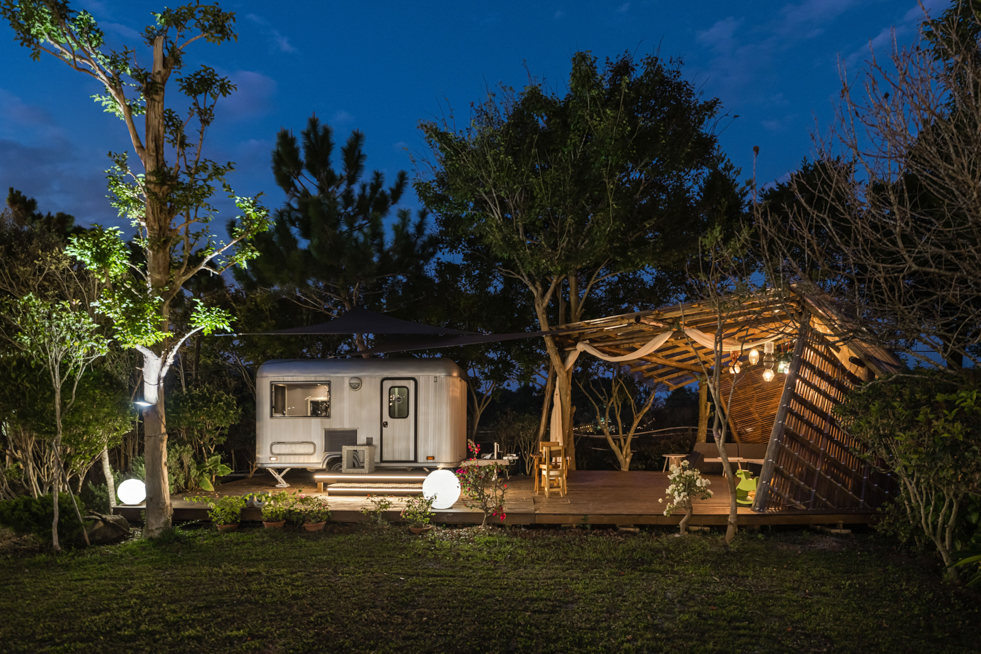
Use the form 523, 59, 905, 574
754, 319, 893, 512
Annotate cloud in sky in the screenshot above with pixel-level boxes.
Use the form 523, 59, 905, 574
0, 89, 63, 143
101, 21, 143, 41
245, 13, 297, 54
696, 16, 744, 54
220, 70, 278, 121
332, 110, 355, 125
0, 138, 118, 227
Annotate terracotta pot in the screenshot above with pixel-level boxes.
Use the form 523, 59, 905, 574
262, 520, 286, 529
409, 525, 433, 535
303, 521, 326, 532
216, 523, 239, 533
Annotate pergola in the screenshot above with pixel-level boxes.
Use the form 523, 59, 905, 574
550, 289, 901, 514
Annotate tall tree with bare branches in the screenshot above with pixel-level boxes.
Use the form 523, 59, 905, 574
756, 1, 981, 368
1, 1, 271, 537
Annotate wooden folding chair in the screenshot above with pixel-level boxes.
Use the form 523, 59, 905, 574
533, 441, 560, 495
539, 443, 567, 498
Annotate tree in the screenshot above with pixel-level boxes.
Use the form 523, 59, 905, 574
682, 224, 776, 544
3, 294, 108, 551
242, 115, 436, 354
835, 371, 981, 580
756, 2, 981, 367
418, 51, 740, 466
2, 1, 272, 536
579, 368, 658, 471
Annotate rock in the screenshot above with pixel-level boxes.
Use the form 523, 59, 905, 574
84, 512, 130, 545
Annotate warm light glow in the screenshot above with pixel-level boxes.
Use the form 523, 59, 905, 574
422, 469, 461, 510
729, 362, 741, 374
762, 368, 775, 383
117, 478, 146, 505
748, 348, 760, 366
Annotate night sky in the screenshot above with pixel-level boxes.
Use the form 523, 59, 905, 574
0, 0, 945, 231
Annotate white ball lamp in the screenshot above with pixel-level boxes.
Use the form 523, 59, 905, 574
422, 469, 461, 510
117, 478, 147, 505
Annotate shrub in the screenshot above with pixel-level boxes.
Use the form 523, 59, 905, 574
400, 495, 435, 528
456, 441, 507, 529
835, 370, 981, 580
191, 495, 246, 526
0, 494, 86, 547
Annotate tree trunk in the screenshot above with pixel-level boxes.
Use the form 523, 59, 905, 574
141, 356, 172, 538
51, 444, 61, 553
101, 447, 116, 509
537, 364, 556, 441
679, 506, 691, 535
697, 380, 710, 444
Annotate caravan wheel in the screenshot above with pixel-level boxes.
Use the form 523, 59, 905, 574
327, 459, 343, 472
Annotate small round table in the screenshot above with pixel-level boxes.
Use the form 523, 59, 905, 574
662, 454, 688, 472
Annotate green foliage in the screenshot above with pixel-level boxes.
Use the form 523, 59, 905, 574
292, 495, 331, 524
455, 442, 507, 528
399, 495, 435, 528
258, 491, 291, 523
360, 496, 392, 528
0, 493, 86, 547
418, 50, 740, 291
132, 446, 230, 494
191, 494, 245, 526
835, 370, 981, 576
167, 383, 241, 456
242, 114, 435, 339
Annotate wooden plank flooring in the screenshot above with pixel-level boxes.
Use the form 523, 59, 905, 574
113, 469, 875, 527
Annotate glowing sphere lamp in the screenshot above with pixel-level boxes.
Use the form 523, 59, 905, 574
117, 478, 147, 505
422, 469, 461, 510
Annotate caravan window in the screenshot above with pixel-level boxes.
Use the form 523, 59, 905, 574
271, 382, 330, 417
388, 386, 409, 419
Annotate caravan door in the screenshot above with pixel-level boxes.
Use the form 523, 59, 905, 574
381, 379, 416, 462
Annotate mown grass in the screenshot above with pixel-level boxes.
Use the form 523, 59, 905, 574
1, 523, 978, 653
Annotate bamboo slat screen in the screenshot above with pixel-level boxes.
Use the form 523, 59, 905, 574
759, 330, 893, 512
718, 367, 785, 444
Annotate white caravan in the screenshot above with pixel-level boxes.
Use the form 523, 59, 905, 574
255, 359, 467, 481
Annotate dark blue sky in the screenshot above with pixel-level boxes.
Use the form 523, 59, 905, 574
0, 0, 945, 231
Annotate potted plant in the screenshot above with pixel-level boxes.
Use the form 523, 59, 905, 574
400, 495, 435, 534
296, 495, 331, 532
260, 491, 290, 528
193, 495, 247, 532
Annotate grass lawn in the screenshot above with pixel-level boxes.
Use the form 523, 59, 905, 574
1, 522, 978, 653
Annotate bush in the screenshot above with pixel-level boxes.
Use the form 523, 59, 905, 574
0, 494, 86, 547
835, 370, 981, 579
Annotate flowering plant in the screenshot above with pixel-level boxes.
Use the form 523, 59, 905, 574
455, 441, 507, 529
289, 493, 331, 524
259, 491, 291, 522
400, 495, 435, 528
361, 495, 392, 528
659, 460, 712, 534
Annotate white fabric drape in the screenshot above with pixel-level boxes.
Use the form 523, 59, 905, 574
682, 328, 780, 353
574, 331, 673, 364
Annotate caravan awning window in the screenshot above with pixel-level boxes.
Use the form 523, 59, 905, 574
272, 382, 330, 418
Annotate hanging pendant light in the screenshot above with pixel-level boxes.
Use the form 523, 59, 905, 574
762, 342, 775, 382
728, 351, 741, 375
748, 348, 760, 366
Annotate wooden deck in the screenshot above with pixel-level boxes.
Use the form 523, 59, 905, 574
113, 469, 875, 527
